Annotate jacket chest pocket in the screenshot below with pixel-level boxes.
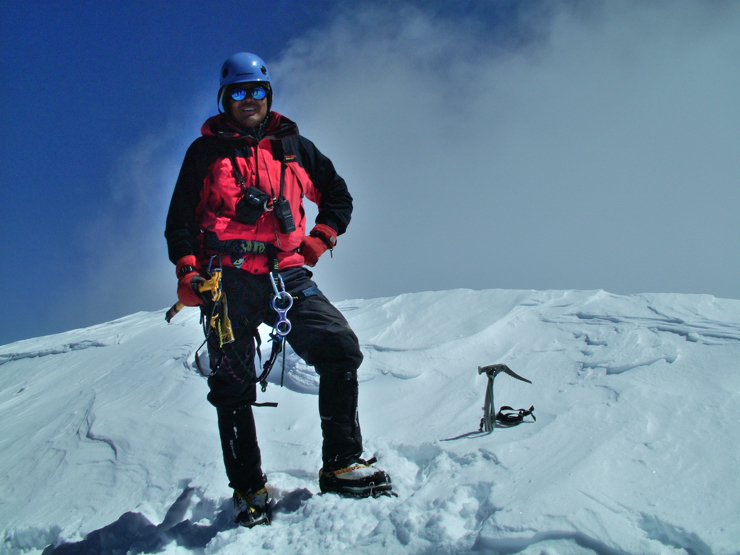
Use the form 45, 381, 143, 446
203, 158, 244, 216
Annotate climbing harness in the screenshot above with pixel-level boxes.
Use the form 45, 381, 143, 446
477, 364, 534, 433
165, 240, 310, 394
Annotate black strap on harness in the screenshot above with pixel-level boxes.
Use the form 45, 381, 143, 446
228, 286, 321, 332
274, 141, 287, 202
204, 231, 274, 270
203, 230, 300, 271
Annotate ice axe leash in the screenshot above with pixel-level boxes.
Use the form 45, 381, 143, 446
478, 364, 534, 433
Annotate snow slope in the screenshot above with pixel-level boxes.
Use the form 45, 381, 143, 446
1, 289, 739, 554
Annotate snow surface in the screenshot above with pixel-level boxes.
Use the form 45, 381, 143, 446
1, 288, 739, 554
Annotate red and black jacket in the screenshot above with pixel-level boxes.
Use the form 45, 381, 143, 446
165, 112, 353, 273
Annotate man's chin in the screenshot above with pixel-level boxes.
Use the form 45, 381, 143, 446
238, 116, 262, 128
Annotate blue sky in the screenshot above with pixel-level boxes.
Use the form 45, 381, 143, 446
2, 0, 739, 346
1, 0, 340, 344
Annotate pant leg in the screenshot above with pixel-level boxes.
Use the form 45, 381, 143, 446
206, 326, 258, 408
283, 270, 365, 469
206, 266, 274, 408
205, 268, 273, 492
216, 405, 266, 493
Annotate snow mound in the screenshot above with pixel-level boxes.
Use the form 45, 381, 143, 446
1, 289, 738, 554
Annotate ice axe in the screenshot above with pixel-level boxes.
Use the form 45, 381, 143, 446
164, 269, 228, 331
478, 364, 532, 433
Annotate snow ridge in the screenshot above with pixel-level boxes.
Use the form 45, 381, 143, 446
1, 289, 739, 554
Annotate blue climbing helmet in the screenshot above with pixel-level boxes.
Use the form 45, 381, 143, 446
218, 52, 272, 112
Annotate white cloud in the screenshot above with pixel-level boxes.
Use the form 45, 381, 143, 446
44, 0, 740, 341
271, 0, 740, 301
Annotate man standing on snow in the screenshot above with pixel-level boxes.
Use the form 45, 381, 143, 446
165, 52, 391, 527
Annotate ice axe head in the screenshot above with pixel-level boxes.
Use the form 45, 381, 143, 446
478, 364, 532, 384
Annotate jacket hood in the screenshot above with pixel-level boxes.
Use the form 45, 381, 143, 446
200, 112, 298, 140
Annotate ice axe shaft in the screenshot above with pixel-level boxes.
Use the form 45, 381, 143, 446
165, 301, 185, 323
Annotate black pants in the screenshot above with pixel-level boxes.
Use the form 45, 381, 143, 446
206, 266, 364, 494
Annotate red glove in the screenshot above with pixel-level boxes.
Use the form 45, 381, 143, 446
176, 255, 206, 306
300, 224, 337, 267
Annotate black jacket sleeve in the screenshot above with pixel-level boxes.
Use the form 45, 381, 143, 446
297, 136, 353, 235
164, 139, 206, 265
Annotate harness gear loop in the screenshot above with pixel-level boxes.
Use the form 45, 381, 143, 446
477, 364, 533, 434
189, 234, 292, 389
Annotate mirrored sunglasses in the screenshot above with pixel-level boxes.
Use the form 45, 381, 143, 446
230, 86, 268, 101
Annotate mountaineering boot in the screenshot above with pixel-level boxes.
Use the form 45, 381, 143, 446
319, 457, 392, 498
233, 487, 270, 528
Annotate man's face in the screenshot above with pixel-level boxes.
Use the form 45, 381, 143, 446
226, 83, 269, 128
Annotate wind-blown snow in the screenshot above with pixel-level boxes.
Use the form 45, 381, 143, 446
1, 289, 739, 554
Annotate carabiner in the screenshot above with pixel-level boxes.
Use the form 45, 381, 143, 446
270, 291, 293, 336
268, 272, 293, 337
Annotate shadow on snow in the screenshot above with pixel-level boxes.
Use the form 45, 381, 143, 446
43, 486, 313, 554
